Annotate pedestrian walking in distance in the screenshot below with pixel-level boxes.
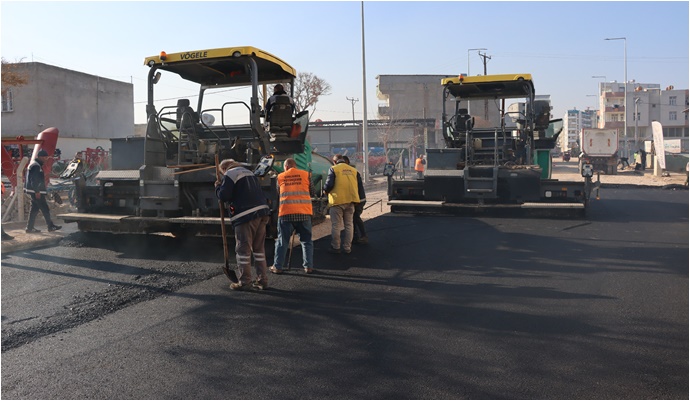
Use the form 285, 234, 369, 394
25, 149, 61, 233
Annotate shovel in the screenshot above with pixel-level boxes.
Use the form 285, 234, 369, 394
216, 155, 239, 284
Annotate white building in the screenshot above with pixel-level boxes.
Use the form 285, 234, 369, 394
560, 108, 596, 153
1, 62, 134, 159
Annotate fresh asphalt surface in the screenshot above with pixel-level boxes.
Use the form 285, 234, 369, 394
1, 188, 688, 399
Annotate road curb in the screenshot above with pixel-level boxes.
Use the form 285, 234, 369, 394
2, 235, 64, 254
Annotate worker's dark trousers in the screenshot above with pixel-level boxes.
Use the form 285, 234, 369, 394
353, 201, 366, 240
26, 193, 55, 230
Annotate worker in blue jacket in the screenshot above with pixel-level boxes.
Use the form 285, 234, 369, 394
215, 159, 271, 291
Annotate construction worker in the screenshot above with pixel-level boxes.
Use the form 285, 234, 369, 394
342, 155, 367, 244
270, 158, 314, 274
265, 83, 295, 118
323, 154, 360, 254
215, 159, 271, 290
415, 154, 426, 179
25, 149, 61, 233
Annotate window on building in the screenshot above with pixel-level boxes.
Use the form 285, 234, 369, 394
1, 89, 13, 112
669, 96, 676, 106
665, 127, 684, 138
669, 111, 677, 121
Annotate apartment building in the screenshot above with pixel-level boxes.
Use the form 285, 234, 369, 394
594, 81, 688, 152
560, 108, 596, 153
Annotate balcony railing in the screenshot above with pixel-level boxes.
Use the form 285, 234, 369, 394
605, 106, 625, 112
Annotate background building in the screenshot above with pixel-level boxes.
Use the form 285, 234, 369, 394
594, 81, 688, 153
1, 62, 134, 159
560, 108, 596, 153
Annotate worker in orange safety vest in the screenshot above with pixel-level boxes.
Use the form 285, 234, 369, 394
270, 158, 314, 274
415, 155, 426, 179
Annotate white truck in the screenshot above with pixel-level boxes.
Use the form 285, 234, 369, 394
579, 128, 618, 175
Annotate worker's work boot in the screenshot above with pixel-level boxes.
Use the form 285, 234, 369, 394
328, 247, 341, 254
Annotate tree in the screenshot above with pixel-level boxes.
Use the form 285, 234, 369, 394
1, 58, 28, 96
292, 72, 331, 118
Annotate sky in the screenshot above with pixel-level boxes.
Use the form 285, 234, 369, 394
1, 1, 688, 125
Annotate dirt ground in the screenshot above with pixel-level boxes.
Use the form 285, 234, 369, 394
551, 165, 688, 188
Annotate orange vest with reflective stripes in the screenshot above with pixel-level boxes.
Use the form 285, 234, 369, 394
415, 157, 425, 172
277, 167, 312, 216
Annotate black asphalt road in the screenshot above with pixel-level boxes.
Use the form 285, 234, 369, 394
1, 188, 688, 399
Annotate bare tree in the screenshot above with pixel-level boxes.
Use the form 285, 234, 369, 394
1, 58, 28, 96
292, 72, 331, 118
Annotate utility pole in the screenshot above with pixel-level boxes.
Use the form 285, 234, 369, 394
466, 48, 486, 115
479, 51, 491, 75
479, 51, 491, 120
346, 97, 359, 122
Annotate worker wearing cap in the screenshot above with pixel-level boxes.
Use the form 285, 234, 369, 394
323, 154, 360, 254
25, 149, 61, 233
215, 159, 271, 291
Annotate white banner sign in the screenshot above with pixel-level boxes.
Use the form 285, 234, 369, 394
651, 121, 666, 169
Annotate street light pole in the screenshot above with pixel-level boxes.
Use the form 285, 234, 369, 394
605, 37, 627, 158
467, 48, 487, 76
634, 97, 641, 148
360, 1, 368, 183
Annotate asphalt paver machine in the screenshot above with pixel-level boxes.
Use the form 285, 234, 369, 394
60, 46, 331, 238
386, 73, 595, 214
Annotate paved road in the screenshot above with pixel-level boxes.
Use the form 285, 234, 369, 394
1, 188, 687, 399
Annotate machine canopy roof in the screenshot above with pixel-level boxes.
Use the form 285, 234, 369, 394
144, 46, 296, 86
442, 74, 535, 100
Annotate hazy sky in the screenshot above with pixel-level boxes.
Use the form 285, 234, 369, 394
2, 1, 688, 124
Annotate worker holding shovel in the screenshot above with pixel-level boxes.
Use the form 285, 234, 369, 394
215, 158, 271, 291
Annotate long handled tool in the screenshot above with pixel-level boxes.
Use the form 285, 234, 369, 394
286, 230, 296, 271
216, 155, 239, 284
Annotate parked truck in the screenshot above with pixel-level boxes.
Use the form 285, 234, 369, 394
385, 73, 595, 214
579, 128, 618, 175
58, 46, 332, 238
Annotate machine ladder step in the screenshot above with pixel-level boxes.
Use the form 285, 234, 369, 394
464, 166, 498, 198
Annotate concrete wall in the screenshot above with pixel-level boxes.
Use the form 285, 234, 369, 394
1, 62, 134, 141
376, 75, 449, 121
